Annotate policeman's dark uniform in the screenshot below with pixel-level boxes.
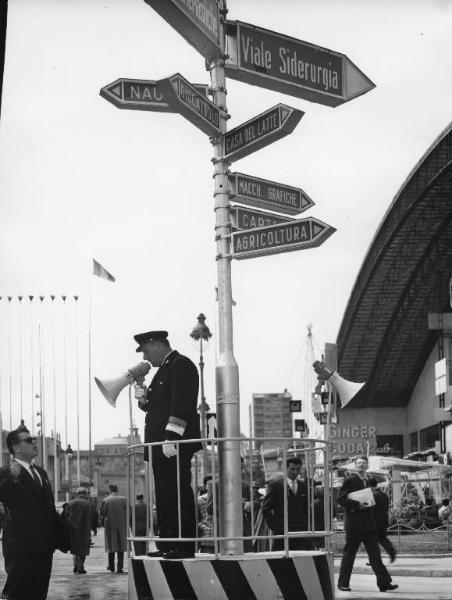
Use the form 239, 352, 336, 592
134, 331, 201, 557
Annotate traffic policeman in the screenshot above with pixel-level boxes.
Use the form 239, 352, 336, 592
134, 330, 201, 559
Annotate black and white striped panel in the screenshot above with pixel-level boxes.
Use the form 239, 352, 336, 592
129, 552, 334, 600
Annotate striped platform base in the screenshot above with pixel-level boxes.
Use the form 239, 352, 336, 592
129, 550, 334, 600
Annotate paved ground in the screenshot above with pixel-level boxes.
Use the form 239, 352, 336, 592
0, 529, 449, 599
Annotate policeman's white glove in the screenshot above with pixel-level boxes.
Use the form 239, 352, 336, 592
162, 442, 178, 458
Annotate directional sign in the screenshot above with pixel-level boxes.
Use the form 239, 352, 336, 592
294, 419, 306, 433
159, 73, 221, 136
224, 104, 303, 162
224, 21, 375, 107
100, 78, 209, 113
144, 0, 222, 61
289, 400, 302, 413
231, 217, 335, 260
231, 206, 293, 231
229, 172, 314, 216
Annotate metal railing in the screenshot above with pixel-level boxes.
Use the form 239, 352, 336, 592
126, 435, 335, 558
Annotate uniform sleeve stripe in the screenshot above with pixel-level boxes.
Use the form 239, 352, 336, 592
165, 422, 185, 436
168, 416, 187, 428
160, 560, 197, 600
314, 554, 334, 600
267, 557, 309, 600
131, 559, 153, 600
211, 560, 258, 600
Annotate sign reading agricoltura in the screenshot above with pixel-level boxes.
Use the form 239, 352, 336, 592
225, 21, 375, 107
231, 217, 336, 260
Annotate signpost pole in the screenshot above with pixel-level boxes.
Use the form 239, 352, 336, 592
209, 0, 243, 556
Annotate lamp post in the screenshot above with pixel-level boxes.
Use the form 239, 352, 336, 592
190, 313, 212, 480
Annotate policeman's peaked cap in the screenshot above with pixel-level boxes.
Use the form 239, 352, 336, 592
134, 330, 169, 352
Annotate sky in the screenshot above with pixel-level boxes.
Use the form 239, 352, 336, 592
1, 0, 452, 452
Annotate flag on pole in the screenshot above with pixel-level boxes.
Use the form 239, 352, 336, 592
92, 259, 115, 282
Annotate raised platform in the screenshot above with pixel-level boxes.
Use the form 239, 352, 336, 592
129, 550, 334, 600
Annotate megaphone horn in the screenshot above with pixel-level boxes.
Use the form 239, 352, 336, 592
94, 374, 131, 408
313, 361, 365, 408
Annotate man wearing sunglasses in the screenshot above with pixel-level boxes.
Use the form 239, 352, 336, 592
0, 428, 58, 600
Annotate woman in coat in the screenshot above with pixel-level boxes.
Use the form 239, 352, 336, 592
68, 487, 92, 574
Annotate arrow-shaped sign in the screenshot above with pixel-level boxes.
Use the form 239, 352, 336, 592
230, 206, 293, 230
231, 216, 335, 260
229, 172, 314, 216
223, 104, 303, 162
100, 78, 210, 113
144, 0, 222, 62
225, 21, 375, 107
158, 73, 221, 136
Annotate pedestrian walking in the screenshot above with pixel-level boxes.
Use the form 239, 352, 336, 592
130, 494, 148, 556
438, 499, 451, 523
100, 484, 128, 573
68, 487, 92, 574
368, 478, 396, 563
337, 456, 397, 593
0, 428, 62, 600
197, 476, 214, 554
262, 456, 313, 551
134, 329, 201, 559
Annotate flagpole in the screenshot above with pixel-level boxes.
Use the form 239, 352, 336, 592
18, 296, 23, 423
0, 297, 3, 468
88, 275, 93, 494
62, 296, 68, 448
75, 295, 81, 487
29, 297, 35, 435
51, 295, 58, 503
38, 296, 47, 471
7, 296, 12, 430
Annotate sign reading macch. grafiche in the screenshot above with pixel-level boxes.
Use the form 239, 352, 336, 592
229, 172, 313, 215
144, 0, 221, 61
225, 21, 375, 107
231, 217, 335, 260
223, 104, 303, 162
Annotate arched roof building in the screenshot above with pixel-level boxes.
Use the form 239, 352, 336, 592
332, 123, 452, 462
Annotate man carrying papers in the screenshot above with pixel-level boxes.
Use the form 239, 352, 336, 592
337, 456, 397, 593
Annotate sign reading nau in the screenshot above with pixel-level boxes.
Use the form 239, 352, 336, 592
231, 217, 335, 260
100, 78, 209, 113
225, 21, 375, 107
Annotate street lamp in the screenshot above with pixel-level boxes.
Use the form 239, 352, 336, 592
190, 313, 212, 480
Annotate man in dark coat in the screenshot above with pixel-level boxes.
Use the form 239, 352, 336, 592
262, 456, 313, 551
68, 487, 92, 574
135, 329, 201, 559
0, 428, 57, 600
368, 478, 396, 563
337, 456, 397, 593
100, 484, 127, 573
130, 494, 148, 556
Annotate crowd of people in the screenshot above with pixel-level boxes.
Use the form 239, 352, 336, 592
0, 329, 450, 600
